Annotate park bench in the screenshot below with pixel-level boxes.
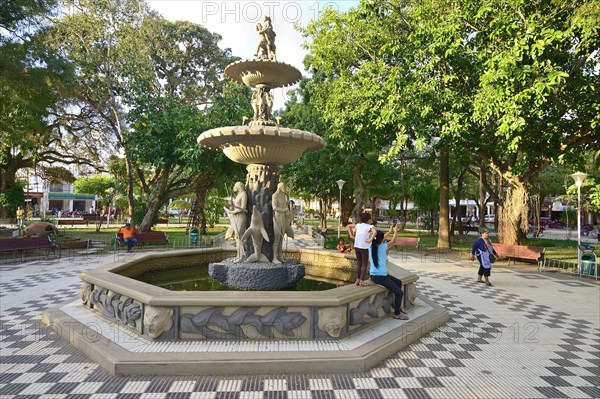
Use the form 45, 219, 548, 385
156, 218, 169, 224
116, 231, 169, 250
0, 236, 58, 260
58, 239, 92, 257
453, 224, 479, 234
393, 237, 420, 250
494, 243, 545, 266
57, 219, 89, 227
83, 215, 107, 221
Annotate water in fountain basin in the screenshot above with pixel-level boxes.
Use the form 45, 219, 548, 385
134, 263, 337, 291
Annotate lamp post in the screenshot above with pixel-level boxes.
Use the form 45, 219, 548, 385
336, 179, 346, 238
570, 172, 587, 277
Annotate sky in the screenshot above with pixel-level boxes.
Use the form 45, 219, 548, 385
147, 1, 359, 109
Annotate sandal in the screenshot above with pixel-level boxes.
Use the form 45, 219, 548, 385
393, 313, 409, 320
355, 279, 361, 286
485, 282, 493, 286
476, 280, 484, 283
360, 281, 370, 287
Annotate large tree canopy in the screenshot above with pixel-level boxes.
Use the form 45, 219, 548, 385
302, 0, 599, 244
46, 0, 244, 231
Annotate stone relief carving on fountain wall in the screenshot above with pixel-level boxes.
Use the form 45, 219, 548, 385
144, 306, 175, 339
316, 307, 347, 338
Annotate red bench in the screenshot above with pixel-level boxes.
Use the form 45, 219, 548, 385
494, 243, 545, 266
57, 219, 89, 227
393, 237, 420, 250
58, 239, 92, 257
116, 232, 169, 250
0, 236, 58, 260
83, 215, 107, 221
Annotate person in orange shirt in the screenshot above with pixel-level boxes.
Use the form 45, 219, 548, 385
118, 223, 137, 253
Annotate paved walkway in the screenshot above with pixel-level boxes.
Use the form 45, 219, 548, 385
1, 235, 599, 399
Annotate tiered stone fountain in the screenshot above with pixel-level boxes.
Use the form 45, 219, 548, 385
42, 18, 448, 376
198, 20, 324, 290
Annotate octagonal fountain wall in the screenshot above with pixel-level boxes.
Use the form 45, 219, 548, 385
78, 247, 421, 342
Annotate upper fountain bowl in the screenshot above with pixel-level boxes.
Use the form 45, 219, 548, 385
225, 59, 302, 88
197, 125, 325, 166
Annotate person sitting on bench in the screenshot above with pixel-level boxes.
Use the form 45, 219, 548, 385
118, 223, 137, 253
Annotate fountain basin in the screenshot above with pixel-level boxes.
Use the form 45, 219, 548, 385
42, 248, 449, 375
197, 125, 325, 165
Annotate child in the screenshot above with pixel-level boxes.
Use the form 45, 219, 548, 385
337, 237, 352, 253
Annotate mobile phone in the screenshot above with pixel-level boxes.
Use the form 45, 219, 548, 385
392, 218, 398, 226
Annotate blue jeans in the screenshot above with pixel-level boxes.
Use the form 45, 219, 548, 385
370, 274, 404, 315
124, 237, 138, 251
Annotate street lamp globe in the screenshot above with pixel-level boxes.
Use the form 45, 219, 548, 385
570, 172, 587, 187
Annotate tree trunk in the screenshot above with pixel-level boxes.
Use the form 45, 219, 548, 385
437, 147, 450, 249
352, 164, 366, 223
0, 151, 30, 218
454, 169, 465, 235
196, 186, 208, 234
125, 155, 135, 224
138, 196, 163, 232
478, 167, 487, 228
497, 178, 530, 245
341, 193, 352, 226
371, 196, 379, 226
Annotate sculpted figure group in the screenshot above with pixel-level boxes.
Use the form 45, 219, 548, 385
255, 16, 276, 61
251, 84, 273, 122
225, 181, 294, 264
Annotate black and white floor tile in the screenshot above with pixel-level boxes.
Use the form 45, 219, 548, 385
1, 249, 599, 398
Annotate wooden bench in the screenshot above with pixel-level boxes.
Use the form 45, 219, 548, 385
58, 239, 91, 257
494, 243, 545, 266
393, 237, 420, 250
82, 215, 107, 221
156, 218, 169, 224
453, 224, 479, 234
57, 219, 89, 227
116, 232, 169, 250
0, 236, 57, 260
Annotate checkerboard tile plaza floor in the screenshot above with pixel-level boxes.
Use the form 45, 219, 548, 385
1, 243, 599, 399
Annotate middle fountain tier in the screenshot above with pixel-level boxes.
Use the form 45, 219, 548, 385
197, 18, 325, 290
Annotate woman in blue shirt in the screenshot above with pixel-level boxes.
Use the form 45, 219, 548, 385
470, 230, 497, 286
368, 225, 409, 320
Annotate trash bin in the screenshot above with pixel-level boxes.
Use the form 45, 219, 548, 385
189, 227, 199, 245
580, 245, 596, 276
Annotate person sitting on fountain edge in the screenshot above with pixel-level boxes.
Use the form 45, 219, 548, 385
367, 225, 409, 320
337, 237, 352, 253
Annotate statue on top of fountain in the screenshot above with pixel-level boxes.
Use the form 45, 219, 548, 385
255, 16, 276, 61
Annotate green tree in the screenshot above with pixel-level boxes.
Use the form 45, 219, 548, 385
409, 183, 440, 236
47, 1, 243, 231
302, 0, 599, 246
0, 0, 97, 218
74, 175, 115, 208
